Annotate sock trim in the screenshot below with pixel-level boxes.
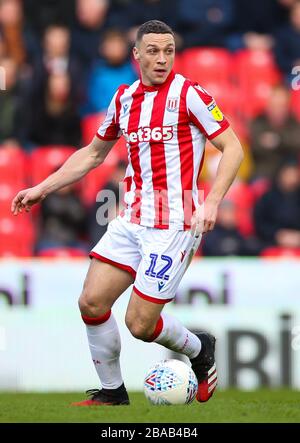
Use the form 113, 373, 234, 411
82, 310, 111, 325
146, 316, 164, 342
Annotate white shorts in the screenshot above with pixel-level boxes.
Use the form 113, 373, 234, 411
90, 216, 201, 304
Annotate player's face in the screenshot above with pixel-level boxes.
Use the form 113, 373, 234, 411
133, 33, 175, 86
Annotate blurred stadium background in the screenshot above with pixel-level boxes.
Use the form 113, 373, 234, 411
0, 0, 300, 412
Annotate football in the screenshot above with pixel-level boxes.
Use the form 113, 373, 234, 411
143, 359, 198, 405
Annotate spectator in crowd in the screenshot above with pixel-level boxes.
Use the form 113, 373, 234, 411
0, 57, 27, 147
176, 0, 234, 49
88, 160, 127, 247
202, 199, 258, 256
84, 29, 137, 114
72, 0, 110, 69
227, 0, 289, 51
33, 24, 83, 101
250, 85, 300, 180
35, 181, 88, 254
28, 71, 82, 147
0, 0, 39, 66
104, 0, 135, 31
124, 0, 180, 45
254, 161, 300, 249
274, 0, 300, 78
23, 0, 76, 36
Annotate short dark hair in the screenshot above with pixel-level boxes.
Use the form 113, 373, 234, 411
136, 20, 174, 44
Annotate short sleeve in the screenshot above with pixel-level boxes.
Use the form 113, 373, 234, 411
186, 83, 229, 140
96, 85, 128, 141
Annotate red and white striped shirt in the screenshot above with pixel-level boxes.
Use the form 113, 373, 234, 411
96, 71, 229, 230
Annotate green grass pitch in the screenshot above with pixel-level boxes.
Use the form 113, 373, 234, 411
0, 389, 299, 423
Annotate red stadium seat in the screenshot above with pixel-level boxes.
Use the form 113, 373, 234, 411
261, 247, 300, 258
239, 80, 275, 118
80, 152, 119, 206
234, 50, 282, 118
0, 215, 34, 257
81, 113, 128, 160
181, 47, 233, 85
0, 183, 23, 214
30, 145, 77, 185
81, 112, 106, 145
234, 49, 281, 88
225, 181, 255, 237
0, 177, 35, 257
37, 247, 87, 258
0, 148, 27, 186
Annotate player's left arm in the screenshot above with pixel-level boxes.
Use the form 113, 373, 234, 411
192, 126, 244, 234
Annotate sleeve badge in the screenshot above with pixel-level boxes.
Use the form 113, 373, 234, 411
208, 101, 224, 122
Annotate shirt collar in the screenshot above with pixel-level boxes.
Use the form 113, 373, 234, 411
140, 70, 175, 92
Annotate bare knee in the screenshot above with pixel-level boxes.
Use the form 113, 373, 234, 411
78, 288, 108, 318
125, 315, 155, 341
79, 259, 132, 318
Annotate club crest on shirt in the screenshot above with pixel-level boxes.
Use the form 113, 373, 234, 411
166, 97, 179, 112
208, 101, 223, 122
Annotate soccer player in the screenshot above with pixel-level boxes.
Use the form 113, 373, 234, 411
11, 20, 244, 405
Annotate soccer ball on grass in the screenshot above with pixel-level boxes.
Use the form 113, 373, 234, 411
143, 359, 198, 405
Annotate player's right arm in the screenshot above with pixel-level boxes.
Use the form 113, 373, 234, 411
11, 136, 116, 215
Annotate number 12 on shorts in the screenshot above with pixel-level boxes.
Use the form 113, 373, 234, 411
145, 253, 173, 281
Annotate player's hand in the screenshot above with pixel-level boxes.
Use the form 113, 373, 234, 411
11, 186, 46, 215
190, 199, 219, 235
